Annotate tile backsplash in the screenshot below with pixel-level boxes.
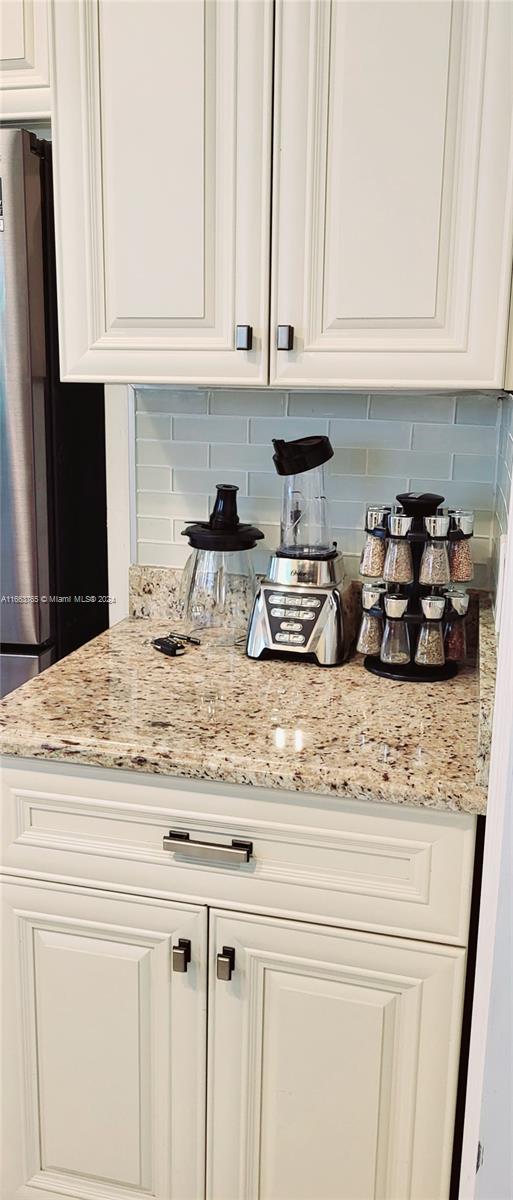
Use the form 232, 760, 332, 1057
135, 388, 502, 586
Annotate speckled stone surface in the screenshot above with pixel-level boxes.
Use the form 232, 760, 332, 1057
129, 565, 183, 619
476, 595, 496, 788
0, 606, 490, 814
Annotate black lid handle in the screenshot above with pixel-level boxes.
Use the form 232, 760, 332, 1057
209, 484, 240, 530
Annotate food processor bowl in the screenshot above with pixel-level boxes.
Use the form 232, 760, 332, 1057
181, 485, 264, 646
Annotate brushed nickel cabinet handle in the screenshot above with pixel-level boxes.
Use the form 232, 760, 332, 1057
217, 946, 236, 981
236, 324, 253, 350
277, 324, 294, 350
172, 938, 191, 973
163, 830, 253, 865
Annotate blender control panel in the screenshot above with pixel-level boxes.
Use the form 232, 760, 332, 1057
263, 588, 327, 648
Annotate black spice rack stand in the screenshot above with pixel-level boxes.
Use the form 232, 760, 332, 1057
362, 492, 471, 684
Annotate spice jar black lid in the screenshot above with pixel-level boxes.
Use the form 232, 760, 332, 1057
182, 484, 264, 550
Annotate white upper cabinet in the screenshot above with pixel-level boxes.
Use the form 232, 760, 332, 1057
51, 0, 513, 388
51, 0, 273, 383
0, 0, 51, 120
271, 0, 513, 389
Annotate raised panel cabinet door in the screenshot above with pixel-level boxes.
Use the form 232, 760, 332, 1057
207, 909, 466, 1200
0, 0, 51, 119
271, 0, 513, 389
51, 0, 272, 384
1, 878, 207, 1200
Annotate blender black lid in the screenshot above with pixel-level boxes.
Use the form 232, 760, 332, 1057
272, 435, 334, 476
182, 484, 264, 551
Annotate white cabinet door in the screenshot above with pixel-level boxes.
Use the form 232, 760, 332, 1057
271, 0, 513, 389
1, 878, 207, 1200
207, 910, 466, 1200
0, 0, 51, 119
51, 0, 272, 385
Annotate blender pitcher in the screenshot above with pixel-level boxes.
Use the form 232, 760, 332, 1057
274, 436, 334, 558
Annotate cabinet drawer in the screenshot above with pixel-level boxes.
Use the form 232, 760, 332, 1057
1, 760, 476, 945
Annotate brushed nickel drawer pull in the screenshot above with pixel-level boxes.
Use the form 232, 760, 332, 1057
163, 830, 253, 864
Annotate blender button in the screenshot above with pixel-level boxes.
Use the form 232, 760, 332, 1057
284, 595, 297, 606
271, 607, 286, 618
269, 594, 284, 605
309, 598, 321, 608
280, 621, 302, 632
275, 632, 290, 643
302, 611, 316, 621
290, 634, 305, 644
288, 609, 303, 619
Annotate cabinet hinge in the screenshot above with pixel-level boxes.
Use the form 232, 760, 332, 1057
476, 1141, 484, 1173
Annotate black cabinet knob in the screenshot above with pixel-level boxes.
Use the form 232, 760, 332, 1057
216, 946, 236, 981
172, 938, 192, 973
277, 324, 294, 350
236, 325, 253, 351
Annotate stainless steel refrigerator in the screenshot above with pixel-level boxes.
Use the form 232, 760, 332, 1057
0, 129, 108, 698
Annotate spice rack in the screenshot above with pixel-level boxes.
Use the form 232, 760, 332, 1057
357, 492, 473, 683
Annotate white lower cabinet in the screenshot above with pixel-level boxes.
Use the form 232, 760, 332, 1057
1, 874, 467, 1200
1, 879, 207, 1200
208, 910, 466, 1200
0, 764, 474, 1200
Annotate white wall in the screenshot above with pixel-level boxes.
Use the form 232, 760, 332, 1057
473, 393, 513, 1200
475, 770, 513, 1199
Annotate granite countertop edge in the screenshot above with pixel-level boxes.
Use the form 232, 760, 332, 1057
0, 734, 486, 815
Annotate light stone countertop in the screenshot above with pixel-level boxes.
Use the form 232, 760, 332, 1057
0, 601, 492, 815
476, 596, 496, 789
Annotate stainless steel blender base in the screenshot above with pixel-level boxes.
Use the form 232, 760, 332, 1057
246, 555, 347, 667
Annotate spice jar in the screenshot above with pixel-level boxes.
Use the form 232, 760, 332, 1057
359, 506, 389, 578
444, 590, 469, 661
380, 594, 410, 664
360, 533, 386, 578
415, 595, 446, 667
448, 510, 474, 583
356, 584, 385, 655
419, 514, 450, 585
383, 513, 413, 584
357, 611, 383, 655
449, 539, 473, 582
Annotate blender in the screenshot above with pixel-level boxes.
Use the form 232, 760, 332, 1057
246, 436, 348, 666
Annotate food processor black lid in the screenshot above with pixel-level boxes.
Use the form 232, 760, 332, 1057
182, 484, 265, 551
272, 435, 334, 477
